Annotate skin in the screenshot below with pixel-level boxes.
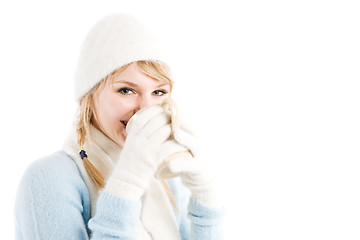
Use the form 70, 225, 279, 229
93, 63, 170, 147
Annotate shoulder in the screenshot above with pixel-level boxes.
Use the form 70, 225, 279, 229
15, 152, 92, 238
23, 151, 83, 181
17, 151, 89, 203
23, 151, 79, 178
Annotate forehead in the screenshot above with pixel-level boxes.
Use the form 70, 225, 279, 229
110, 63, 169, 88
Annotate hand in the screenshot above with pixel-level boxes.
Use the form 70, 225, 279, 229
104, 105, 187, 200
167, 126, 222, 208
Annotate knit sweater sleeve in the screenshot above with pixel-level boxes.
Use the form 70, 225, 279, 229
14, 151, 141, 240
87, 191, 141, 239
168, 178, 225, 240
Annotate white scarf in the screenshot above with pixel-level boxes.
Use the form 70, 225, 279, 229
63, 125, 180, 240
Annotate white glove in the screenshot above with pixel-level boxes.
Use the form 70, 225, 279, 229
168, 127, 222, 208
104, 105, 187, 200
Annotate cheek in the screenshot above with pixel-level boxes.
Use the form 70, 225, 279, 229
105, 95, 137, 121
158, 95, 170, 104
96, 95, 120, 124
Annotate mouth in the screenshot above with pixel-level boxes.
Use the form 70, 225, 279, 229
121, 120, 128, 127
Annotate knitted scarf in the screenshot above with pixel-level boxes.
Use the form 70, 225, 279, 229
63, 124, 180, 240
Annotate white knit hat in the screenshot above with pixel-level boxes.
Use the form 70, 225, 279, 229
74, 14, 166, 100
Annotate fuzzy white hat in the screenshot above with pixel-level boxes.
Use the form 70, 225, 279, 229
74, 14, 166, 100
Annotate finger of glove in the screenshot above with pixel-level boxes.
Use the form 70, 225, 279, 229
167, 157, 203, 175
127, 105, 163, 135
173, 129, 199, 156
139, 111, 171, 138
168, 158, 216, 188
158, 139, 188, 163
148, 124, 172, 144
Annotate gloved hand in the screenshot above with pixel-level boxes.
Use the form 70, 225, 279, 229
104, 104, 187, 200
167, 127, 223, 208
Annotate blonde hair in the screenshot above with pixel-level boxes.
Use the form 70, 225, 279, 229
76, 60, 176, 207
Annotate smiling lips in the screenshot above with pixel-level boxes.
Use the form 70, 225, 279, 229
121, 121, 128, 127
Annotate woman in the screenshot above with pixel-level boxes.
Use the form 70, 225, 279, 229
15, 14, 224, 240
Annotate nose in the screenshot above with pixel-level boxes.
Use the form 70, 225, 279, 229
134, 95, 157, 113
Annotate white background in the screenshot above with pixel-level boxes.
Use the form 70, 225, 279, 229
1, 0, 359, 239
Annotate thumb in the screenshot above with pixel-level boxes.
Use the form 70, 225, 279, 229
173, 129, 199, 156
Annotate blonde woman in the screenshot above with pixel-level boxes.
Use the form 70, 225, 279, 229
15, 14, 224, 240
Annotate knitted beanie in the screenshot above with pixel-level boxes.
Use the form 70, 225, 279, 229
74, 14, 166, 100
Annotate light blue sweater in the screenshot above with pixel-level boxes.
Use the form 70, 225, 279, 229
15, 151, 224, 239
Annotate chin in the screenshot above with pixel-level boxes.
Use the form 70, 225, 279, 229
115, 133, 126, 147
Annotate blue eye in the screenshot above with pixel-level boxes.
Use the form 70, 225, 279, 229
118, 87, 135, 95
153, 90, 168, 96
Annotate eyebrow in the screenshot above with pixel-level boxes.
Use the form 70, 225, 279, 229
113, 80, 169, 88
113, 80, 138, 88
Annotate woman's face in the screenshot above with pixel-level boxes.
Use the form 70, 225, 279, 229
93, 63, 170, 146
